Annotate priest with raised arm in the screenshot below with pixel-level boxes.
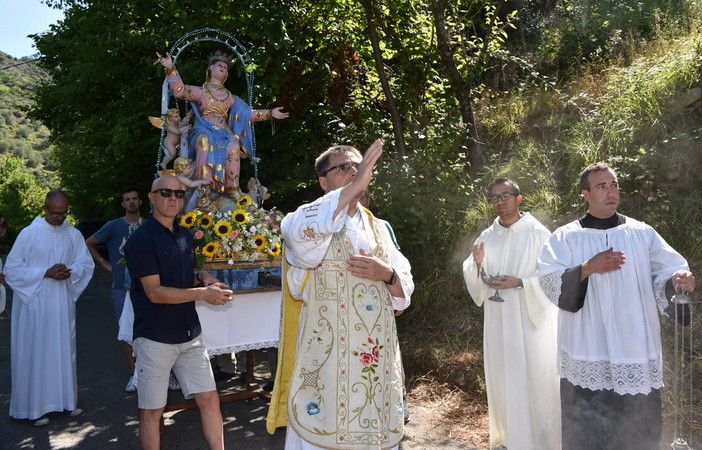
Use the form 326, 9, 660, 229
266, 140, 414, 450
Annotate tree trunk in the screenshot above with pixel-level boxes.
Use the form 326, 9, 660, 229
359, 0, 407, 157
431, 0, 484, 169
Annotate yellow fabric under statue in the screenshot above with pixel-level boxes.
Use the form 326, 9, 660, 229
266, 256, 305, 434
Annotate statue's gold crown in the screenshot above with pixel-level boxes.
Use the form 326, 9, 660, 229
208, 50, 232, 67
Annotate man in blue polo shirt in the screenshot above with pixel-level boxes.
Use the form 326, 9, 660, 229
86, 186, 143, 392
125, 174, 234, 450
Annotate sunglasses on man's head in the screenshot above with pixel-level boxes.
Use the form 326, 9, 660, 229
152, 188, 186, 198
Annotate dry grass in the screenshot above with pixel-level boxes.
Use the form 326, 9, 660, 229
407, 380, 489, 448
398, 293, 490, 448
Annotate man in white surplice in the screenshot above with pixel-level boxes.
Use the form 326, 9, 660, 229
278, 140, 414, 450
538, 162, 696, 450
463, 178, 560, 450
6, 190, 94, 426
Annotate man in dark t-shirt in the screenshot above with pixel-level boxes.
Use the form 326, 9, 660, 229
125, 175, 233, 450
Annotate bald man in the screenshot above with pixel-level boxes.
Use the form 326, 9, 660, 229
124, 175, 233, 450
6, 190, 94, 426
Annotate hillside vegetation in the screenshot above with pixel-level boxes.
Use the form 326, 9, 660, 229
0, 52, 56, 247
398, 26, 702, 450
0, 52, 53, 173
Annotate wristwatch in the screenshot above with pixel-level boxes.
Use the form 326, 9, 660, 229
516, 279, 524, 289
385, 268, 398, 286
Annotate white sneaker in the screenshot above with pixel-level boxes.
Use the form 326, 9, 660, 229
168, 372, 181, 391
125, 374, 137, 392
33, 417, 49, 427
68, 408, 84, 417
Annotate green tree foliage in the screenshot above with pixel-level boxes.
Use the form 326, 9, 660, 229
17, 5, 702, 424
525, 0, 693, 74
33, 0, 371, 217
0, 156, 47, 248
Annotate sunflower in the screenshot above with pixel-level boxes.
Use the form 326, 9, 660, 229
201, 241, 220, 257
252, 235, 267, 250
180, 211, 197, 228
213, 220, 233, 238
197, 214, 213, 228
268, 242, 281, 256
237, 195, 253, 209
231, 209, 249, 225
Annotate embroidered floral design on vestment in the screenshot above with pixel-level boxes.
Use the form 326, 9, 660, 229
306, 402, 321, 416
352, 337, 382, 377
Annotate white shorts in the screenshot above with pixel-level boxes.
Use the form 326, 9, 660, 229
133, 336, 216, 409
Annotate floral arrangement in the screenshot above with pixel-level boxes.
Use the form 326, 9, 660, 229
179, 195, 283, 268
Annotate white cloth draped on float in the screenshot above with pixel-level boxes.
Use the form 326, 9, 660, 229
5, 217, 94, 420
119, 290, 281, 355
117, 292, 134, 343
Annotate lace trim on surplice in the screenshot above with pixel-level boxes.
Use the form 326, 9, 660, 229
539, 271, 563, 304
652, 275, 671, 315
560, 350, 663, 395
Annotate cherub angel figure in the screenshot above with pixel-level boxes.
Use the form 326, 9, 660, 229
246, 177, 270, 205
148, 108, 194, 170
173, 156, 214, 212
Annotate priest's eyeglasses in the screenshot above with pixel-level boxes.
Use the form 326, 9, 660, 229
46, 209, 70, 218
153, 188, 186, 198
488, 193, 518, 203
322, 162, 360, 177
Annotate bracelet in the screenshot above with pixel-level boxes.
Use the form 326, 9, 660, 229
166, 66, 178, 77
254, 109, 270, 120
98, 258, 104, 262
